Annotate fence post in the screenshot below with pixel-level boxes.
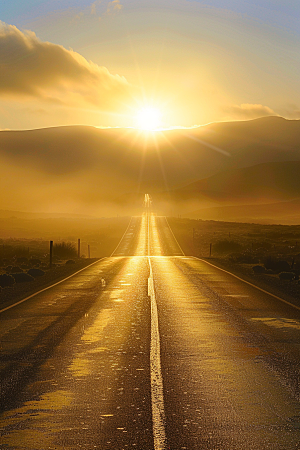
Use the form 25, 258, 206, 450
209, 243, 212, 257
78, 239, 81, 259
88, 244, 90, 259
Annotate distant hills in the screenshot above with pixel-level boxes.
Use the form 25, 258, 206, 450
0, 116, 300, 222
172, 161, 300, 203
186, 199, 300, 225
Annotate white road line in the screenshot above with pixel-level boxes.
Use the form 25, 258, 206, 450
148, 256, 167, 450
164, 217, 185, 255
147, 212, 151, 256
194, 257, 300, 312
110, 217, 133, 256
0, 258, 105, 314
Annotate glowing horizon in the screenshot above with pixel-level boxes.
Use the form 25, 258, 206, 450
0, 2, 299, 130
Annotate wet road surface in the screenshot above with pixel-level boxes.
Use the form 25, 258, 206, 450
1, 213, 300, 449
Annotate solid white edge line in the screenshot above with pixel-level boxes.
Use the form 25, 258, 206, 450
148, 256, 167, 450
164, 217, 185, 256
110, 216, 133, 257
148, 212, 150, 256
0, 258, 106, 314
194, 256, 300, 312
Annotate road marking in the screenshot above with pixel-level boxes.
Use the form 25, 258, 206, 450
165, 217, 185, 256
194, 257, 300, 312
110, 217, 133, 256
0, 258, 105, 314
147, 212, 151, 256
148, 256, 167, 450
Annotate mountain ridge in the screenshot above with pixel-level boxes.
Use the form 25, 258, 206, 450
1, 116, 300, 217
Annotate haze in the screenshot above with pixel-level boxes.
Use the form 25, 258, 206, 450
1, 1, 300, 222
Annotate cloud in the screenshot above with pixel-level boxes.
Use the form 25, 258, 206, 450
106, 0, 123, 15
223, 103, 277, 120
0, 21, 134, 110
74, 0, 123, 22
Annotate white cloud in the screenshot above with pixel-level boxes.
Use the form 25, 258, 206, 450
223, 103, 276, 120
0, 22, 134, 111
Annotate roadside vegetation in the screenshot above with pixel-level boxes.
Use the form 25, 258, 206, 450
168, 217, 300, 304
0, 216, 130, 308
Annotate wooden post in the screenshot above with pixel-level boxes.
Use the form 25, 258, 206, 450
50, 241, 53, 268
88, 244, 90, 259
209, 243, 212, 257
78, 239, 81, 259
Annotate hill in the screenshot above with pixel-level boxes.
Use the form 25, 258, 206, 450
173, 161, 300, 203
0, 116, 300, 216
187, 199, 300, 225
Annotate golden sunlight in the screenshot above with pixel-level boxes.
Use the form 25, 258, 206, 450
136, 106, 162, 130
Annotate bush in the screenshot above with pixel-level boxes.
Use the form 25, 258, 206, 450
263, 256, 290, 273
27, 268, 45, 278
0, 273, 15, 288
279, 272, 294, 281
252, 265, 266, 274
11, 272, 35, 283
65, 259, 76, 265
54, 242, 77, 259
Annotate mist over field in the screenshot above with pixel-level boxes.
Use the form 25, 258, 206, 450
1, 116, 300, 223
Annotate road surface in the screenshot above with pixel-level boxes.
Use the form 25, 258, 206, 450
1, 213, 300, 449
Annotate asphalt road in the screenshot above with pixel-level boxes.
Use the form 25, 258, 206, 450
1, 213, 300, 449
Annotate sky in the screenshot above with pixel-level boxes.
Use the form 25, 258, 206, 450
1, 0, 300, 130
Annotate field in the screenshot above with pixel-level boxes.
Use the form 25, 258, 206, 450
168, 217, 300, 304
0, 216, 130, 309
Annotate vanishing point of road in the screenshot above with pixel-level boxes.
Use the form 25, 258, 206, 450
1, 211, 300, 449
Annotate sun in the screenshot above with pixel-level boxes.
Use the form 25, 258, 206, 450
136, 106, 162, 131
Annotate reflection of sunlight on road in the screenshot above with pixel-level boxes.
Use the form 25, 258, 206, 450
150, 214, 162, 256
152, 257, 300, 433
135, 213, 148, 255
251, 317, 300, 330
0, 390, 73, 449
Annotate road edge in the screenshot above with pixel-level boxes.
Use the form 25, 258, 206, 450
193, 256, 300, 312
0, 258, 106, 314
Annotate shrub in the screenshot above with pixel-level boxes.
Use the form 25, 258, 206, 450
0, 273, 15, 288
279, 272, 294, 281
252, 265, 266, 274
66, 259, 76, 265
27, 268, 45, 277
54, 242, 77, 259
264, 256, 290, 273
11, 272, 35, 283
